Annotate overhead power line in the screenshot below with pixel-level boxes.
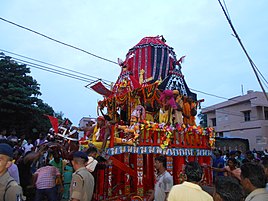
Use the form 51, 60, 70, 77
0, 50, 265, 112
13, 57, 96, 83
190, 88, 230, 101
251, 61, 268, 89
2, 51, 266, 120
1, 49, 233, 101
190, 88, 263, 108
1, 50, 228, 101
217, 0, 268, 101
0, 16, 118, 65
28, 64, 93, 83
0, 49, 113, 84
0, 50, 113, 87
1, 14, 267, 100
0, 50, 236, 102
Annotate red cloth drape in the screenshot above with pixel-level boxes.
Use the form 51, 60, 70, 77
46, 115, 59, 133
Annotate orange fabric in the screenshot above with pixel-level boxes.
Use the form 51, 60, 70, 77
183, 102, 191, 125
190, 102, 196, 126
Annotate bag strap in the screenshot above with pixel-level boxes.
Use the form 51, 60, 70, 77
3, 179, 15, 201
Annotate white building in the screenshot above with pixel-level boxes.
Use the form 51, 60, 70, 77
79, 117, 96, 129
202, 91, 268, 150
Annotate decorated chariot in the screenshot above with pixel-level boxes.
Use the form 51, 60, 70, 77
81, 36, 215, 201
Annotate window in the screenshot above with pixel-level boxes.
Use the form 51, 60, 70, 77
211, 118, 216, 126
256, 136, 267, 144
265, 111, 268, 120
243, 111, 251, 121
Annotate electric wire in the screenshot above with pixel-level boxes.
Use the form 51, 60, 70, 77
21, 61, 111, 89
222, 0, 231, 20
190, 88, 267, 110
30, 65, 92, 83
0, 49, 113, 84
190, 88, 230, 101
2, 53, 266, 121
14, 59, 95, 83
1, 11, 267, 125
13, 57, 96, 82
1, 14, 267, 98
0, 49, 243, 104
0, 49, 113, 88
0, 16, 118, 65
251, 61, 268, 89
2, 50, 265, 104
2, 54, 112, 87
25, 61, 111, 88
219, 0, 268, 90
218, 0, 268, 101
1, 10, 267, 90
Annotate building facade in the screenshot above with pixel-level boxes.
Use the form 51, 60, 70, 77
79, 117, 96, 129
202, 91, 268, 150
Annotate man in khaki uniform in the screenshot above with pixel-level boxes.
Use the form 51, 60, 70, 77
70, 151, 94, 201
0, 143, 25, 201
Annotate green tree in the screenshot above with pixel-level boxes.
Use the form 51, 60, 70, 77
198, 112, 207, 127
0, 55, 55, 135
55, 111, 64, 124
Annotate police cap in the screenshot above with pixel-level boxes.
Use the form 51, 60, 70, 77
0, 143, 13, 158
73, 151, 88, 162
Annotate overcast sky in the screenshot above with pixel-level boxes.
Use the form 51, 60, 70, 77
1, 0, 267, 125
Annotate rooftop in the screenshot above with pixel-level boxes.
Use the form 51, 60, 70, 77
202, 91, 268, 113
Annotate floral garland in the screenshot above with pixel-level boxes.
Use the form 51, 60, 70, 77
138, 120, 215, 149
208, 127, 216, 148
96, 98, 216, 149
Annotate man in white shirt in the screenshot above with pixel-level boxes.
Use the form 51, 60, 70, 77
23, 138, 33, 154
34, 133, 47, 147
148, 155, 173, 201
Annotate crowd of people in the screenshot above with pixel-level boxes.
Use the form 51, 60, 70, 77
212, 149, 268, 182
148, 152, 268, 201
0, 127, 268, 201
0, 129, 101, 201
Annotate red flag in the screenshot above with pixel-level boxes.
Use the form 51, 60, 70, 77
46, 115, 59, 133
90, 81, 113, 97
